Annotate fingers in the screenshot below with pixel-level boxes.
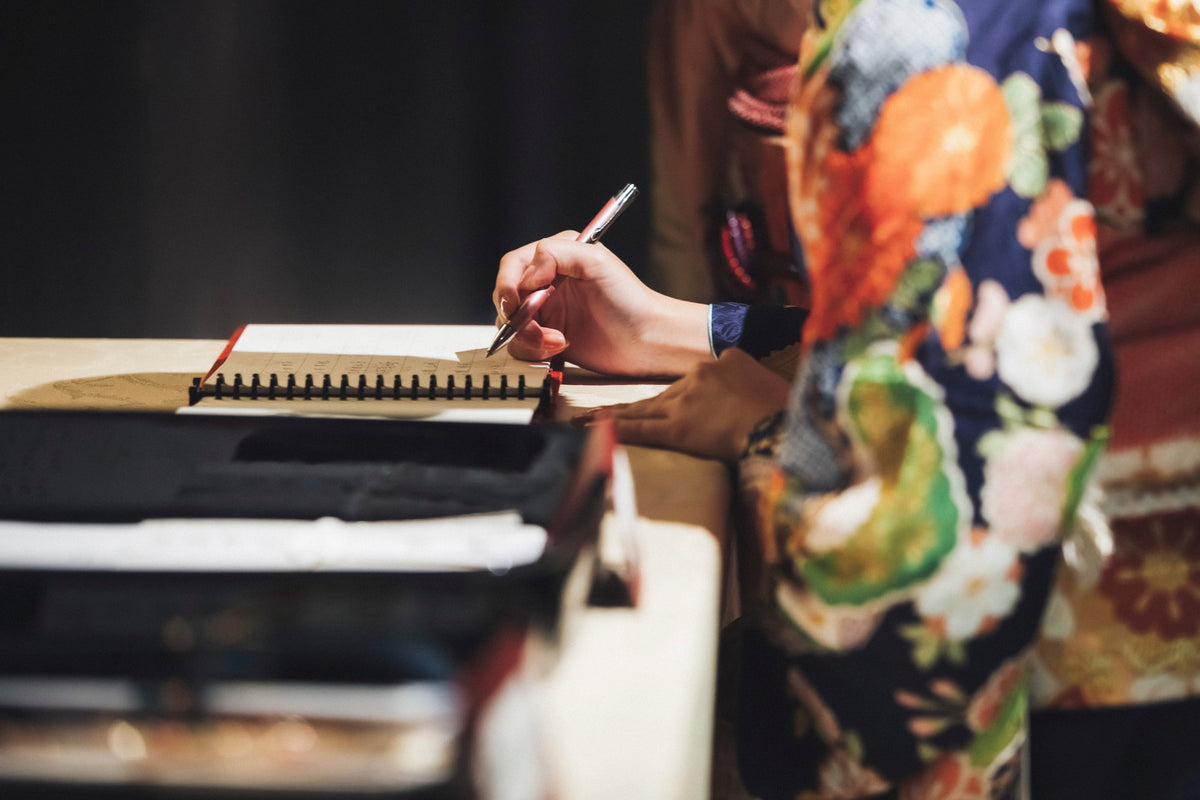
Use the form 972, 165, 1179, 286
610, 415, 677, 450
572, 403, 677, 450
506, 320, 568, 362
494, 242, 537, 320
493, 231, 580, 318
573, 394, 673, 439
515, 237, 612, 301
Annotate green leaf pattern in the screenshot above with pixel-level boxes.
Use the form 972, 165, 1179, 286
796, 347, 970, 605
1003, 72, 1084, 198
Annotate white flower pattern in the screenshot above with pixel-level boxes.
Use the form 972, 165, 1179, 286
916, 535, 1022, 640
995, 293, 1099, 407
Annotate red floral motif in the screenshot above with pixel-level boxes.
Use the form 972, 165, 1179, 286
966, 658, 1025, 733
1088, 80, 1145, 232
1099, 508, 1200, 639
898, 753, 989, 800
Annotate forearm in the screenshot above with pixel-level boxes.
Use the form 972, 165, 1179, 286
626, 294, 713, 376
626, 295, 809, 377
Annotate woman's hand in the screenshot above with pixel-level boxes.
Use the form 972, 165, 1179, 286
580, 347, 792, 462
493, 232, 710, 377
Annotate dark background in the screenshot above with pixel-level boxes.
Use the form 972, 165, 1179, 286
1, 0, 654, 339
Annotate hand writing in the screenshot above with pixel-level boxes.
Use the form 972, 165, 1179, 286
492, 233, 710, 377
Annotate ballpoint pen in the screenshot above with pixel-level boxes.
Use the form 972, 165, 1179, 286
487, 183, 639, 357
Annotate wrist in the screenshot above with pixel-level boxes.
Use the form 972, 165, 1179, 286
634, 296, 712, 376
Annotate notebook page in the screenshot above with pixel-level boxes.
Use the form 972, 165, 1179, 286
201, 324, 549, 400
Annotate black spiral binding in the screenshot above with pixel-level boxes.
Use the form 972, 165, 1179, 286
191, 371, 540, 404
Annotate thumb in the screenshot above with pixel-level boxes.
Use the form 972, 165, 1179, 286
508, 320, 568, 362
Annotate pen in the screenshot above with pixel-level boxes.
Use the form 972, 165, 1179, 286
487, 183, 639, 357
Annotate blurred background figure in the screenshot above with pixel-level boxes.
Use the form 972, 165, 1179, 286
646, 0, 810, 306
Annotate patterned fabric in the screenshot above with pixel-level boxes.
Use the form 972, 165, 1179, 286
1030, 0, 1200, 712
711, 302, 753, 357
711, 301, 809, 368
1033, 441, 1200, 709
730, 1, 1113, 796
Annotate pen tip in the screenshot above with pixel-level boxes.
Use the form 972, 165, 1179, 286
488, 323, 514, 357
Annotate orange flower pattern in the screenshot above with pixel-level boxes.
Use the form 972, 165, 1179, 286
868, 66, 1013, 219
800, 140, 925, 340
790, 63, 1012, 342
1031, 198, 1106, 320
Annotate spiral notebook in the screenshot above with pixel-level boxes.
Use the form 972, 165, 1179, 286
188, 324, 553, 423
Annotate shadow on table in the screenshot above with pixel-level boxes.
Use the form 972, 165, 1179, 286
5, 372, 201, 412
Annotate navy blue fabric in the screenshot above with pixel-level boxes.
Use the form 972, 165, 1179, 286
710, 302, 808, 358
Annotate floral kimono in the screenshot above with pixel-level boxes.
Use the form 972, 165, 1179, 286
713, 0, 1114, 796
